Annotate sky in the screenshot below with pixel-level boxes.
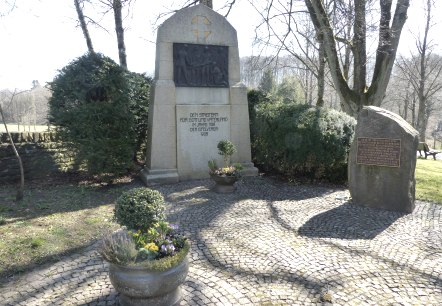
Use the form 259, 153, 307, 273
0, 0, 441, 90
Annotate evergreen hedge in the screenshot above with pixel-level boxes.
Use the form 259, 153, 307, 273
48, 53, 150, 177
126, 72, 152, 162
253, 103, 356, 183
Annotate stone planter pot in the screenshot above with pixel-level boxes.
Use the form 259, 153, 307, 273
210, 173, 239, 193
109, 256, 189, 306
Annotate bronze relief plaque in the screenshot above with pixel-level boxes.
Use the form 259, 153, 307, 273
173, 43, 229, 88
356, 137, 401, 167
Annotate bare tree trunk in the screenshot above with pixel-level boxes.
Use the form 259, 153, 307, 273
342, 0, 353, 80
74, 0, 94, 53
411, 95, 416, 128
416, 0, 431, 142
113, 0, 127, 69
403, 86, 409, 121
304, 41, 310, 103
0, 97, 24, 201
353, 0, 367, 96
366, 0, 409, 107
316, 40, 325, 107
305, 0, 410, 116
303, 70, 308, 103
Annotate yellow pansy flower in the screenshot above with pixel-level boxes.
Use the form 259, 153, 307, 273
144, 242, 159, 252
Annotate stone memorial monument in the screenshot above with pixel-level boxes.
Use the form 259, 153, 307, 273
141, 4, 258, 184
348, 106, 419, 213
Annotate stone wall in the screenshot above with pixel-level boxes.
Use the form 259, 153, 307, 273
0, 132, 78, 183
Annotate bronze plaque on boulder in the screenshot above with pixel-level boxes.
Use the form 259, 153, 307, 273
356, 137, 401, 167
173, 43, 229, 88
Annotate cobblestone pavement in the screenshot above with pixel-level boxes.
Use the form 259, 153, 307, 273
1, 177, 441, 305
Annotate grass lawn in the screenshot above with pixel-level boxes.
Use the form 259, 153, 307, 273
415, 158, 442, 204
0, 175, 142, 285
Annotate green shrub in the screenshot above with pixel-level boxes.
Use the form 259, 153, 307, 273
253, 103, 356, 183
217, 140, 236, 167
48, 53, 136, 177
114, 188, 166, 231
126, 72, 152, 162
248, 89, 271, 157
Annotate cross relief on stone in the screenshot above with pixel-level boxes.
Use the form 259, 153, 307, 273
191, 15, 211, 42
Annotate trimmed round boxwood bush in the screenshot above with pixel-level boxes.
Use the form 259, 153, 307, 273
253, 103, 356, 183
114, 188, 166, 231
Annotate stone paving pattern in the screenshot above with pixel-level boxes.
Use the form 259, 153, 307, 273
1, 177, 441, 305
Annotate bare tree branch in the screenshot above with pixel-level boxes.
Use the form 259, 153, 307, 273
0, 0, 16, 17
0, 90, 25, 201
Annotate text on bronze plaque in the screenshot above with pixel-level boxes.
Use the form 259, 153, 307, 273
356, 137, 401, 167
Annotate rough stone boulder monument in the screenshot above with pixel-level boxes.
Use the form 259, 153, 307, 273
141, 4, 258, 184
348, 106, 419, 213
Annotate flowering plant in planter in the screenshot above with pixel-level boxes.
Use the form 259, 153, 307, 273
208, 161, 243, 177
208, 140, 244, 193
99, 187, 190, 306
100, 221, 190, 271
208, 140, 243, 178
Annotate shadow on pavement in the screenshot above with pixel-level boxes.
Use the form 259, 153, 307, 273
298, 202, 405, 240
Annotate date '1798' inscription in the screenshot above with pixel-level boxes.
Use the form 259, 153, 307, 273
357, 137, 401, 167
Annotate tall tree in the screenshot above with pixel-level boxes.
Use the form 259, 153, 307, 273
112, 0, 127, 69
249, 0, 359, 109
304, 0, 410, 116
277, 76, 303, 104
316, 40, 325, 106
395, 0, 442, 141
258, 69, 276, 95
385, 68, 417, 126
414, 0, 442, 141
74, 0, 95, 53
96, 0, 131, 69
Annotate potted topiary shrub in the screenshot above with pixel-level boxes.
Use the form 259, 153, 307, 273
208, 140, 243, 193
99, 187, 190, 306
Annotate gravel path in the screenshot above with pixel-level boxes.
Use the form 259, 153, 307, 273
1, 177, 441, 305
